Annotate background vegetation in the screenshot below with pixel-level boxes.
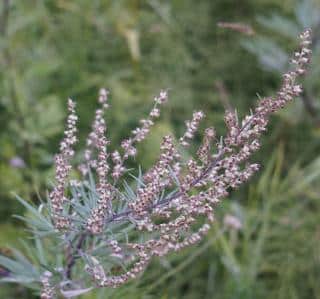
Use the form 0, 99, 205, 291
0, 0, 319, 298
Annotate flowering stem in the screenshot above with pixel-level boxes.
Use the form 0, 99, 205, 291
41, 29, 311, 294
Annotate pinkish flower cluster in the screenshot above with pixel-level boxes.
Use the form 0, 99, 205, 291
79, 88, 109, 176
45, 29, 311, 295
129, 135, 178, 216
197, 127, 216, 164
111, 90, 168, 180
40, 271, 55, 299
49, 99, 78, 230
179, 110, 205, 147
85, 89, 114, 234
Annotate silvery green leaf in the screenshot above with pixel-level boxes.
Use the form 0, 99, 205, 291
123, 180, 136, 201
128, 172, 146, 189
60, 287, 93, 298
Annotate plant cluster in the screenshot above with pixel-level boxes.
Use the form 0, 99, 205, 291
0, 29, 312, 299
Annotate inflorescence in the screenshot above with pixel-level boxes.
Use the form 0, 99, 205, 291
33, 29, 312, 298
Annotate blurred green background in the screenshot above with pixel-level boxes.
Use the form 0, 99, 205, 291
1, 0, 320, 298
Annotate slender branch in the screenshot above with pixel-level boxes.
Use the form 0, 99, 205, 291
65, 233, 87, 279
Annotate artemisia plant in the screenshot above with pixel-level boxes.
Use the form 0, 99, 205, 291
0, 29, 312, 299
